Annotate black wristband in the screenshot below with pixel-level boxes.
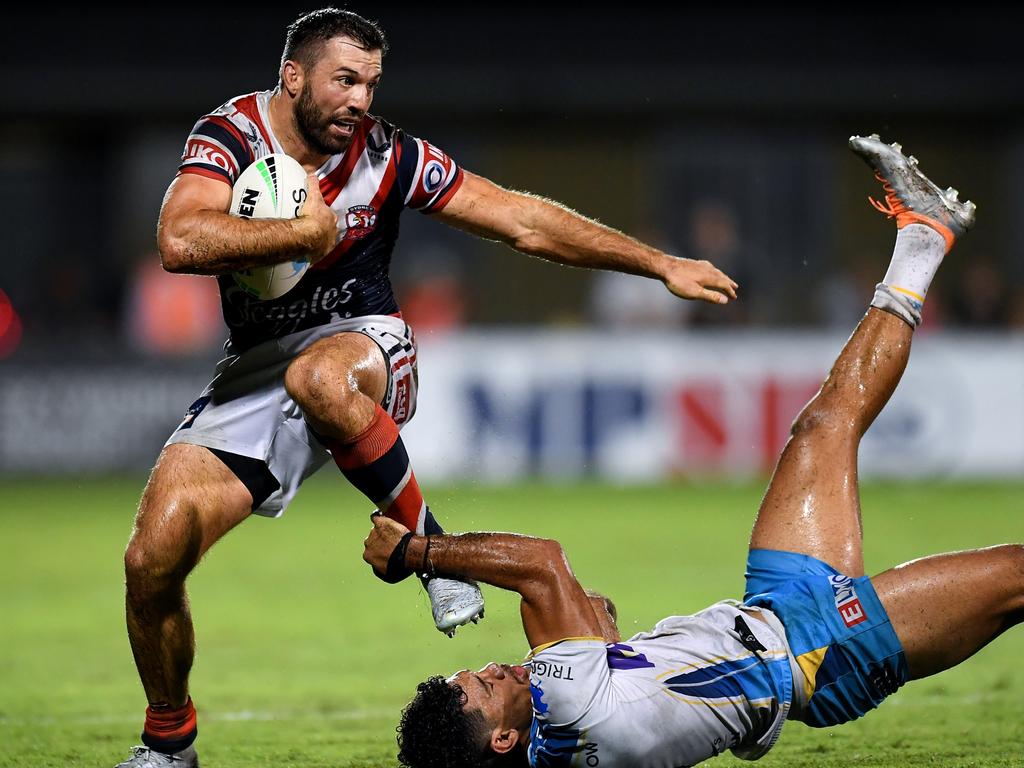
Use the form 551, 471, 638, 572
374, 531, 415, 584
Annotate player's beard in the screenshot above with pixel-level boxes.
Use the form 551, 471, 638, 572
294, 82, 353, 156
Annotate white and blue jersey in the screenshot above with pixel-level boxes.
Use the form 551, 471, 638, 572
526, 601, 797, 768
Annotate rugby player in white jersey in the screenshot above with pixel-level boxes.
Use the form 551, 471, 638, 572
369, 138, 1024, 768
116, 7, 738, 768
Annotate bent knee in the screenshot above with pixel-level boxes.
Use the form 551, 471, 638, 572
789, 403, 850, 442
998, 543, 1024, 605
284, 347, 353, 411
125, 498, 204, 589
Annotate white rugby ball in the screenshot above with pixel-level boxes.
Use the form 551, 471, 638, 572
230, 153, 313, 300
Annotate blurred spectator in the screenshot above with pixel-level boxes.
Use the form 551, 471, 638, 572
683, 199, 755, 326
816, 259, 878, 329
1009, 287, 1024, 329
124, 258, 223, 357
947, 258, 1013, 327
394, 244, 469, 336
0, 289, 23, 358
588, 229, 694, 329
400, 275, 468, 334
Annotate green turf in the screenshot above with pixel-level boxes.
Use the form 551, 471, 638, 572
1, 476, 1022, 767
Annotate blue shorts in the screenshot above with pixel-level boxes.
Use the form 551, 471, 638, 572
743, 549, 908, 728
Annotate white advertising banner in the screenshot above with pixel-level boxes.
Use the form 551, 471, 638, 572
400, 331, 1024, 481
1, 332, 1022, 479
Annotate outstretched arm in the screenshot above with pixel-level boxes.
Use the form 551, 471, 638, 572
432, 171, 738, 305
363, 515, 608, 648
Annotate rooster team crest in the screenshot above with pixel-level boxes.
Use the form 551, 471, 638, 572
344, 205, 378, 241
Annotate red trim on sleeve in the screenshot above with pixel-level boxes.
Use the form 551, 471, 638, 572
205, 114, 254, 162
177, 166, 234, 185
423, 168, 464, 213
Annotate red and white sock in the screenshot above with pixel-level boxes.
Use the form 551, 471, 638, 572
327, 404, 441, 536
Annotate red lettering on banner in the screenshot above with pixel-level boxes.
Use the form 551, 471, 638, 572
673, 376, 824, 472
761, 378, 780, 472
676, 383, 726, 466
839, 599, 867, 628
760, 377, 824, 471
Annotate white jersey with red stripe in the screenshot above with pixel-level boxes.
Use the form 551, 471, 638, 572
177, 89, 464, 352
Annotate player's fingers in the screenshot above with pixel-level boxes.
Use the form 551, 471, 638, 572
700, 265, 738, 299
699, 287, 729, 305
704, 277, 737, 300
305, 171, 322, 197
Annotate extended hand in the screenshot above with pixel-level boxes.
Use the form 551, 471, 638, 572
662, 257, 738, 305
363, 512, 412, 576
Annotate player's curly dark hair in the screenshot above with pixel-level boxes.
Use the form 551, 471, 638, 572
396, 676, 492, 768
282, 7, 389, 75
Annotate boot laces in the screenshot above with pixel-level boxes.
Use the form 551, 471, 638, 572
867, 171, 909, 219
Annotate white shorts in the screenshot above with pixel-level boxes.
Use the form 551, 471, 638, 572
165, 315, 419, 517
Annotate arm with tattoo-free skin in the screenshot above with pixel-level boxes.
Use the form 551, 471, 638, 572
156, 172, 339, 275
363, 515, 611, 648
432, 172, 739, 306
585, 589, 621, 643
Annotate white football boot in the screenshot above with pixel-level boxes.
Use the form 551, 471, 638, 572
424, 577, 485, 637
114, 745, 199, 768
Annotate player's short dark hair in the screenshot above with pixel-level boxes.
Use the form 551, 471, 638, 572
281, 7, 389, 74
397, 676, 492, 768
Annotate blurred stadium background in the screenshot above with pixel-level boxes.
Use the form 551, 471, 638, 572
1, 6, 1022, 767
2, 7, 1023, 479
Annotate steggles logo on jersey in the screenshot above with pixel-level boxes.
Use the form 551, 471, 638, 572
828, 574, 868, 628
344, 205, 378, 241
222, 278, 358, 333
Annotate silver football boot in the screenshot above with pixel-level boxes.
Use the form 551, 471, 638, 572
114, 745, 199, 768
848, 134, 976, 243
424, 576, 485, 637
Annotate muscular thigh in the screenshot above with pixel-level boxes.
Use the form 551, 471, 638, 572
133, 444, 254, 568
872, 546, 1024, 680
748, 415, 865, 577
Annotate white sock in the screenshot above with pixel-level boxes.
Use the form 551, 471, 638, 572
870, 223, 947, 327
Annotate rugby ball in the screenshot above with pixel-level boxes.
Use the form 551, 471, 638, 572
230, 153, 313, 300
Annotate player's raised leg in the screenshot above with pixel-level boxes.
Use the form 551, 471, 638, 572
119, 444, 255, 768
748, 135, 976, 575
284, 330, 484, 635
872, 545, 1024, 680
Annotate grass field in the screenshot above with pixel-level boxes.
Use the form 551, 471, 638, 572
1, 475, 1022, 767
